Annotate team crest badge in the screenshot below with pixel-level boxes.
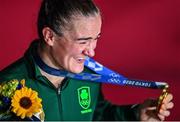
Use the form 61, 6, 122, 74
77, 86, 91, 109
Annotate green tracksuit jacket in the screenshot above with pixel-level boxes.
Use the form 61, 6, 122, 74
0, 40, 139, 121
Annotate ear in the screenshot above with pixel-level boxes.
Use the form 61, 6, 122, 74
42, 27, 55, 46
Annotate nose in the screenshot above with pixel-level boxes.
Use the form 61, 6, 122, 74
83, 48, 95, 57
83, 41, 96, 57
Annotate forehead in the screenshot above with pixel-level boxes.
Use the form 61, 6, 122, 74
63, 14, 102, 38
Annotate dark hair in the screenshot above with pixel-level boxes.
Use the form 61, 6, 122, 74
37, 0, 100, 39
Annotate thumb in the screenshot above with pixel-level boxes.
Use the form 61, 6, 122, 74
146, 106, 157, 111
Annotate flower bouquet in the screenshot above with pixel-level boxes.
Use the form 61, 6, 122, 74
0, 79, 44, 121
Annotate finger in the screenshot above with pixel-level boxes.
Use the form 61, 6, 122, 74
166, 102, 174, 109
146, 106, 157, 110
161, 102, 174, 110
158, 113, 165, 121
163, 93, 173, 104
159, 109, 170, 117
161, 104, 166, 110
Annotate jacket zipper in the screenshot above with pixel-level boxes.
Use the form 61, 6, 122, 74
57, 84, 63, 121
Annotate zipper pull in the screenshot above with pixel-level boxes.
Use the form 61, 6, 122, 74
57, 84, 61, 95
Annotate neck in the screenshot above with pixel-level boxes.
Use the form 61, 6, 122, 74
39, 67, 65, 88
38, 44, 59, 69
37, 45, 65, 88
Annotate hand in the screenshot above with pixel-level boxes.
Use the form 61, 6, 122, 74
140, 93, 174, 121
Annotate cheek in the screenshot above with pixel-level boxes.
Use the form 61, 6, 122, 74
71, 44, 85, 55
93, 41, 97, 49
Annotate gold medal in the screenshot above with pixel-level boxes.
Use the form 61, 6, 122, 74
157, 84, 169, 112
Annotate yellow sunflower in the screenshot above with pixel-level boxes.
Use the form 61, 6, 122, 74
11, 87, 42, 119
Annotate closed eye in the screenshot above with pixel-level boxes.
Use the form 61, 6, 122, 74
79, 41, 88, 44
76, 33, 101, 44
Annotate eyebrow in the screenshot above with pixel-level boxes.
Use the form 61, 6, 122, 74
76, 33, 101, 41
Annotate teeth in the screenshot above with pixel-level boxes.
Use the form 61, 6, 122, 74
77, 58, 85, 62
77, 58, 84, 60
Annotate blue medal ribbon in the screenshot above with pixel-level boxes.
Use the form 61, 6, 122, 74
33, 53, 167, 89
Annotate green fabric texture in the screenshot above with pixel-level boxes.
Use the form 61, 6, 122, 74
0, 40, 139, 121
